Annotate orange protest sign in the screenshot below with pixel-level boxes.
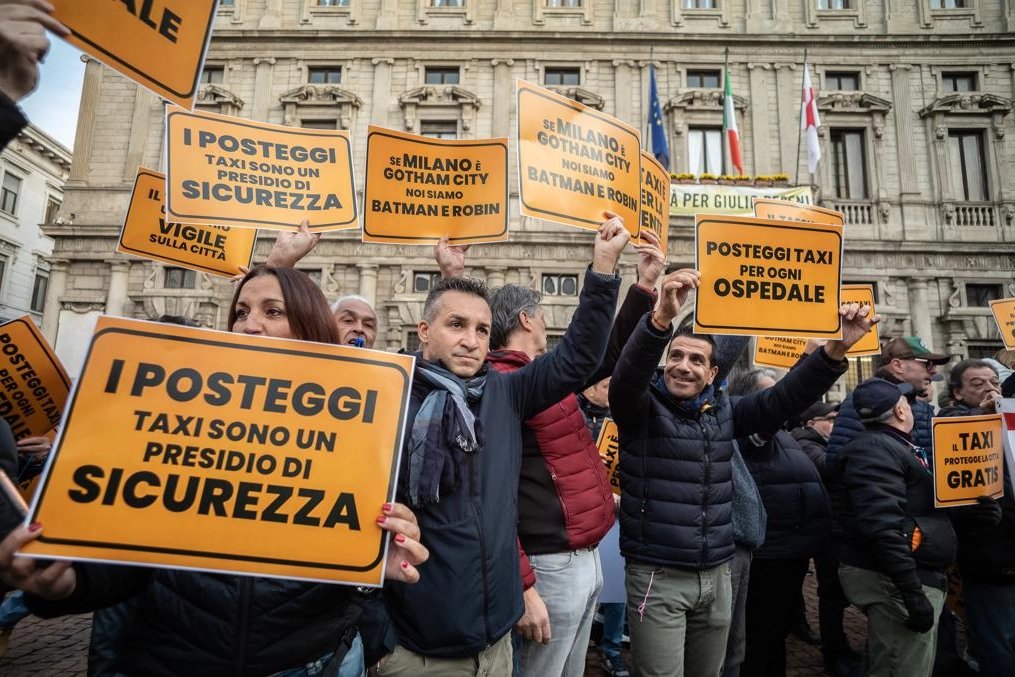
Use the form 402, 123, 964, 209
0, 317, 69, 441
637, 151, 669, 256
694, 215, 844, 338
118, 168, 256, 277
753, 336, 808, 369
52, 0, 216, 110
596, 419, 620, 496
362, 126, 508, 245
23, 316, 413, 585
753, 198, 845, 226
989, 298, 1015, 350
517, 80, 640, 234
165, 106, 358, 232
841, 284, 880, 357
932, 414, 1004, 508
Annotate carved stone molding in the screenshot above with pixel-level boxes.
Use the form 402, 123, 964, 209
280, 84, 363, 129
398, 85, 481, 131
666, 90, 749, 113
195, 84, 245, 117
544, 86, 605, 110
918, 93, 1014, 119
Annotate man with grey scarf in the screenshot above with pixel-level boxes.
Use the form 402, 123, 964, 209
375, 217, 629, 676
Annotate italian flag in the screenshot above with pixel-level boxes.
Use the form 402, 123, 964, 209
723, 67, 743, 175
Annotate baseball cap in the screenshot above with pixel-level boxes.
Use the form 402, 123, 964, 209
800, 401, 839, 423
880, 336, 948, 365
853, 378, 915, 421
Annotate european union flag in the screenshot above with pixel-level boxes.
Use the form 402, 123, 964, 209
649, 64, 670, 170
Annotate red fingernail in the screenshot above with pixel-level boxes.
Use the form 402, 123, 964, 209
395, 533, 406, 543
28, 522, 42, 532
376, 515, 387, 525
400, 561, 409, 569
382, 503, 393, 513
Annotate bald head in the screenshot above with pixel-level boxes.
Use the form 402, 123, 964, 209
332, 295, 378, 348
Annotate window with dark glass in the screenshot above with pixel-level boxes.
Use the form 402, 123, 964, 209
200, 67, 224, 84
542, 274, 578, 297
941, 72, 977, 92
413, 271, 442, 293
317, 0, 350, 6
818, 0, 854, 8
829, 129, 868, 199
931, 0, 969, 8
687, 69, 721, 89
420, 121, 458, 139
966, 283, 1002, 307
547, 0, 582, 6
44, 197, 61, 224
31, 273, 47, 313
301, 120, 338, 130
683, 0, 716, 7
432, 0, 464, 6
544, 67, 580, 86
165, 267, 197, 289
425, 67, 460, 85
825, 71, 859, 91
948, 131, 987, 201
0, 172, 21, 215
308, 67, 342, 85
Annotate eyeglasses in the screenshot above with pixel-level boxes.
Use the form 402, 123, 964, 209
902, 357, 932, 367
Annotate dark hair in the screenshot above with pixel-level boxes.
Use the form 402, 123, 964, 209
422, 277, 489, 323
157, 314, 200, 327
228, 265, 340, 344
727, 368, 778, 396
669, 327, 717, 366
947, 358, 997, 401
488, 284, 541, 350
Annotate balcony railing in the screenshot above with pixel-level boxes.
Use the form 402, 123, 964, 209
826, 200, 873, 226
945, 202, 997, 227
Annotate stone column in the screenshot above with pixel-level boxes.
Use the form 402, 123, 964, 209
105, 261, 131, 317
491, 59, 514, 139
890, 65, 918, 195
357, 263, 379, 306
40, 259, 68, 342
371, 58, 394, 127
69, 58, 103, 183
747, 63, 773, 175
252, 57, 276, 122
907, 279, 935, 349
486, 266, 507, 289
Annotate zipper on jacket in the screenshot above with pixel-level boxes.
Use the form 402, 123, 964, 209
699, 420, 710, 566
549, 470, 572, 525
467, 451, 493, 644
234, 577, 253, 677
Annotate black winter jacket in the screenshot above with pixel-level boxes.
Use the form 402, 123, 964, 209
939, 403, 1015, 584
790, 425, 830, 478
827, 381, 934, 463
830, 425, 956, 590
385, 268, 619, 657
28, 565, 363, 676
609, 315, 847, 570
741, 430, 829, 560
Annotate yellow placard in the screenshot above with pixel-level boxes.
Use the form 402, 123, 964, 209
517, 80, 641, 234
753, 197, 845, 226
637, 151, 669, 256
53, 0, 216, 110
362, 126, 509, 245
23, 316, 414, 585
989, 298, 1015, 350
596, 419, 620, 496
753, 336, 808, 369
165, 106, 358, 232
0, 317, 69, 440
117, 168, 256, 277
670, 185, 813, 216
694, 215, 844, 338
932, 414, 1005, 508
841, 284, 880, 357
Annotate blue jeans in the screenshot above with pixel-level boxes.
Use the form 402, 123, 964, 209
0, 591, 30, 629
600, 602, 625, 659
962, 581, 1015, 677
270, 633, 364, 677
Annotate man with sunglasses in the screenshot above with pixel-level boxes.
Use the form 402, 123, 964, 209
827, 336, 949, 463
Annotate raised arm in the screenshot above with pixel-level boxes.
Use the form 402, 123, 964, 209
511, 215, 628, 418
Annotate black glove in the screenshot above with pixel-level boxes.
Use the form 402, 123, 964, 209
967, 496, 1003, 528
894, 573, 935, 633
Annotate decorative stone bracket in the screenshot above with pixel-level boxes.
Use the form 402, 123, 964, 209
280, 84, 363, 129
398, 85, 481, 131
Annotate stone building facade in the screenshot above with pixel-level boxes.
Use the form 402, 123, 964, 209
45, 0, 1015, 384
0, 123, 69, 326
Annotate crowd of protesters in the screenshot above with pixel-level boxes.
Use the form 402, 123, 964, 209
0, 3, 1013, 677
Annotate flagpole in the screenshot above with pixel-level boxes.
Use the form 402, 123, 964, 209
724, 47, 730, 176
795, 48, 807, 187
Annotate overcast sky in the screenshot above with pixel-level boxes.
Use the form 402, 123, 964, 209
21, 35, 85, 151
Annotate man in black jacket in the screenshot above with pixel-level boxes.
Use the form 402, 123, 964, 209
832, 377, 957, 677
609, 269, 877, 677
939, 360, 1011, 677
377, 220, 628, 676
